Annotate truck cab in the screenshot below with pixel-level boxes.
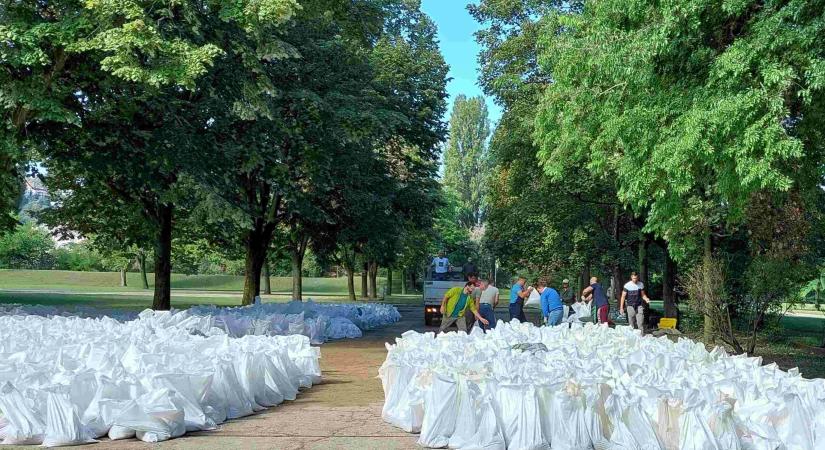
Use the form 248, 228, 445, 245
423, 271, 467, 326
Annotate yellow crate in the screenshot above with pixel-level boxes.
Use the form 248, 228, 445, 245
658, 318, 677, 329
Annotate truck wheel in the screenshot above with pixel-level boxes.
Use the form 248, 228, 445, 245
425, 314, 433, 326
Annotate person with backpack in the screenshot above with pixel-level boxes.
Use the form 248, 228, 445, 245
619, 271, 651, 333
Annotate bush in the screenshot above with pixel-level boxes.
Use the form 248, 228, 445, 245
0, 224, 55, 269
53, 242, 106, 271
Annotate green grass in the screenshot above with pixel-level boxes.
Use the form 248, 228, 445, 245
0, 269, 424, 310
0, 269, 367, 294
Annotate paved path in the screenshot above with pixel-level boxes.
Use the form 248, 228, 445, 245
59, 305, 433, 450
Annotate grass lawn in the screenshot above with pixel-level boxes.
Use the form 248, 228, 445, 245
0, 269, 424, 309
0, 269, 361, 293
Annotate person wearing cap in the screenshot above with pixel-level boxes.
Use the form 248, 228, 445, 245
560, 279, 576, 318
439, 281, 489, 332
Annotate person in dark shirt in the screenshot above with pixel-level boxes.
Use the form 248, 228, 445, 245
582, 276, 610, 324
560, 278, 575, 317
462, 258, 478, 279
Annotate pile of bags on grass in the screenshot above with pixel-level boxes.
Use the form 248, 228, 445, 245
0, 312, 321, 447
380, 321, 825, 450
0, 304, 139, 321
0, 301, 401, 344
183, 301, 401, 343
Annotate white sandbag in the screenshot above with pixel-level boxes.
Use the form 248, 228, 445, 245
381, 322, 825, 450
0, 383, 45, 445
464, 393, 506, 450
496, 384, 548, 450
107, 424, 135, 440
113, 389, 186, 443
151, 374, 216, 432
41, 392, 97, 447
525, 288, 540, 307
418, 373, 459, 448
447, 378, 480, 449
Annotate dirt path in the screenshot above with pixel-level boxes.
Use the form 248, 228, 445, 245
59, 306, 429, 450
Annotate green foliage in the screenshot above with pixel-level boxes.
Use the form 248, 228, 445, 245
534, 0, 825, 258
442, 95, 491, 228
0, 223, 55, 269
53, 242, 106, 272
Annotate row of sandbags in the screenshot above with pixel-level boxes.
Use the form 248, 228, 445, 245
182, 301, 401, 342
0, 313, 321, 447
380, 321, 825, 450
0, 301, 402, 343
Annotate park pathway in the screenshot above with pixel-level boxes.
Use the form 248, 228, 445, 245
66, 305, 426, 450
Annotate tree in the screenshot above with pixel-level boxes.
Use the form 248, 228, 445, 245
1, 0, 298, 233
33, 0, 298, 309
0, 223, 54, 269
534, 0, 825, 341
443, 95, 490, 228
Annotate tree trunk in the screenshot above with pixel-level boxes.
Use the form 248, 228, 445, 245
291, 250, 304, 301
703, 231, 715, 344
638, 234, 650, 285
610, 265, 621, 304
662, 246, 678, 318
120, 268, 127, 287
361, 262, 368, 299
368, 261, 378, 299
386, 269, 393, 296
579, 264, 590, 297
610, 205, 621, 303
410, 270, 417, 292
152, 204, 173, 310
345, 263, 356, 301
263, 263, 271, 295
401, 268, 407, 295
137, 251, 149, 289
242, 225, 272, 305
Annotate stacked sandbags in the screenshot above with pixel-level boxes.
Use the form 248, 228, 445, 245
0, 313, 320, 447
1, 301, 402, 343
380, 321, 825, 450
181, 301, 401, 342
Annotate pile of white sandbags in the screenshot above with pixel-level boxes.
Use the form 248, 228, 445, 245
0, 313, 321, 447
169, 301, 400, 343
0, 304, 139, 321
1, 301, 401, 344
380, 321, 825, 450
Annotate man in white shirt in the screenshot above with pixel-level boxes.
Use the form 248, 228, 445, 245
476, 278, 499, 331
619, 271, 651, 332
431, 251, 449, 280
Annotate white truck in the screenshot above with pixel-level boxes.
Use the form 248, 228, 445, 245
423, 271, 467, 326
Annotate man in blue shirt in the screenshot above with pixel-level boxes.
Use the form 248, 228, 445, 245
538, 280, 563, 326
582, 276, 610, 324
509, 276, 531, 322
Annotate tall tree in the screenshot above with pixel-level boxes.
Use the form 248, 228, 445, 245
534, 0, 825, 340
443, 95, 490, 229
33, 0, 298, 309
1, 0, 297, 233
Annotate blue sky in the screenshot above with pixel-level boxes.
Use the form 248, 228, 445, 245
420, 0, 503, 126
